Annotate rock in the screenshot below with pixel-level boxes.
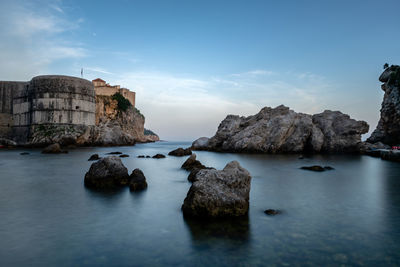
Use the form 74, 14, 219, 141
182, 161, 252, 218
0, 138, 17, 147
191, 137, 210, 150
188, 167, 215, 183
380, 150, 400, 162
146, 156, 151, 158
300, 165, 334, 172
368, 65, 400, 146
181, 153, 205, 171
264, 209, 281, 216
168, 147, 192, 156
193, 105, 369, 153
137, 155, 145, 158
107, 151, 122, 155
41, 143, 67, 154
20, 152, 30, 155
119, 154, 129, 158
88, 154, 100, 161
129, 168, 148, 191
84, 156, 130, 189
152, 154, 166, 159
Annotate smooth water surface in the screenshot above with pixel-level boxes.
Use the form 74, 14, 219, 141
0, 142, 399, 266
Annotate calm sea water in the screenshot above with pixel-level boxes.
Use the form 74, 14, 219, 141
0, 141, 399, 266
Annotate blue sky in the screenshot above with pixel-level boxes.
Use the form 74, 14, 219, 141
1, 0, 399, 140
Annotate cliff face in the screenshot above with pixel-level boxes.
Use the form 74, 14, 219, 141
27, 95, 158, 146
367, 65, 400, 145
192, 105, 368, 153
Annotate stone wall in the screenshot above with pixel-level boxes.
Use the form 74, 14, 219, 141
93, 80, 136, 107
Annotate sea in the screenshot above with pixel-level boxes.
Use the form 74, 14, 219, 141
0, 141, 399, 266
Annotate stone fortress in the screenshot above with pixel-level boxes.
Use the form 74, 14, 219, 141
0, 75, 137, 144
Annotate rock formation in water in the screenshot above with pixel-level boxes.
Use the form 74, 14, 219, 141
367, 65, 400, 146
182, 161, 251, 218
192, 105, 368, 153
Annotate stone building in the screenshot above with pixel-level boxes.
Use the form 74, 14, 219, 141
0, 75, 96, 143
92, 78, 135, 107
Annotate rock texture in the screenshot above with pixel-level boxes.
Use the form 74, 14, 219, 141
192, 105, 368, 153
41, 143, 67, 154
129, 169, 148, 191
182, 161, 251, 218
84, 156, 130, 189
181, 154, 205, 171
168, 147, 192, 156
367, 65, 400, 146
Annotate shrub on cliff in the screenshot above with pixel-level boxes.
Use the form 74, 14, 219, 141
112, 92, 131, 111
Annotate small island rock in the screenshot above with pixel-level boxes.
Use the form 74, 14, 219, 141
88, 154, 100, 161
152, 154, 166, 159
181, 153, 205, 171
182, 161, 251, 218
41, 143, 67, 154
84, 156, 130, 189
168, 147, 192, 156
129, 169, 148, 191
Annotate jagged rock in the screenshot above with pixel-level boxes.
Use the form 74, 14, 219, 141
168, 147, 192, 156
129, 169, 148, 191
84, 156, 130, 189
119, 154, 129, 158
88, 154, 100, 161
182, 161, 251, 218
152, 154, 166, 159
191, 137, 210, 150
264, 209, 281, 216
41, 143, 67, 154
368, 65, 400, 146
181, 153, 205, 171
187, 167, 215, 183
192, 105, 368, 153
300, 165, 334, 172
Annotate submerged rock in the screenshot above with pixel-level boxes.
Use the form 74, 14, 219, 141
300, 165, 334, 172
181, 153, 205, 171
20, 152, 30, 155
84, 156, 130, 189
119, 154, 129, 158
192, 105, 368, 153
264, 209, 282, 216
137, 155, 145, 158
129, 168, 148, 191
107, 151, 122, 155
152, 154, 166, 159
41, 143, 67, 154
182, 161, 251, 218
168, 147, 192, 156
88, 154, 100, 161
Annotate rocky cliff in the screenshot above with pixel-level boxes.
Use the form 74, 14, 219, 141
367, 65, 400, 146
192, 105, 369, 153
28, 95, 158, 146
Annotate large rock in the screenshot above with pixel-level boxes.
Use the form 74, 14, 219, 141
84, 156, 130, 189
368, 65, 400, 146
182, 161, 251, 218
192, 105, 368, 153
129, 168, 148, 191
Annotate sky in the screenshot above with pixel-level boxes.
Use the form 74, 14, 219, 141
1, 0, 399, 141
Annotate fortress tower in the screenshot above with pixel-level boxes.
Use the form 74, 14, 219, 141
92, 78, 135, 107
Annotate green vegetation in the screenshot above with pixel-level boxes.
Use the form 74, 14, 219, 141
112, 92, 131, 111
144, 128, 157, 136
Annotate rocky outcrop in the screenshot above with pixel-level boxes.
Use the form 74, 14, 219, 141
84, 156, 130, 189
192, 105, 368, 153
41, 143, 67, 154
129, 169, 148, 191
168, 147, 192, 156
367, 65, 400, 146
182, 161, 251, 218
181, 154, 205, 171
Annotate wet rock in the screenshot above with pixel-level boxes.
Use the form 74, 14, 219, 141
146, 155, 151, 158
182, 161, 252, 218
107, 151, 122, 155
119, 154, 129, 158
20, 152, 30, 155
41, 143, 68, 154
129, 168, 148, 191
168, 147, 192, 156
264, 209, 282, 216
152, 154, 166, 159
181, 153, 205, 171
137, 155, 145, 158
191, 137, 210, 150
84, 156, 130, 189
88, 154, 100, 161
300, 165, 334, 172
187, 167, 215, 183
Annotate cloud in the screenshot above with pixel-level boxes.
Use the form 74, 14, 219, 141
0, 0, 86, 80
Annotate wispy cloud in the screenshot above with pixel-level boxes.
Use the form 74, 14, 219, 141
84, 67, 114, 75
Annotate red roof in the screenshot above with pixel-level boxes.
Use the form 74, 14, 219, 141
92, 78, 105, 82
